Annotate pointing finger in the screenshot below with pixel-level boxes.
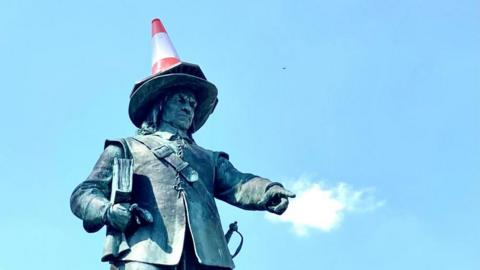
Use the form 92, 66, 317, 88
279, 188, 296, 198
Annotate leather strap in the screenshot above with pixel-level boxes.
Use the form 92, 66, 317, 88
132, 136, 199, 183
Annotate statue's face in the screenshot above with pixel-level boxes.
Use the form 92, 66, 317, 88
161, 90, 197, 131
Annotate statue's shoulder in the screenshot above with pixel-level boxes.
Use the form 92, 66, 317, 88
103, 136, 139, 158
190, 142, 210, 152
128, 134, 164, 146
126, 134, 174, 155
105, 134, 156, 145
191, 142, 230, 161
104, 137, 134, 148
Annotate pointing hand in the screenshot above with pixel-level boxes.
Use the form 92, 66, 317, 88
259, 185, 296, 215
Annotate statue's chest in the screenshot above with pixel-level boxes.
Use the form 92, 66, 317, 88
129, 136, 215, 192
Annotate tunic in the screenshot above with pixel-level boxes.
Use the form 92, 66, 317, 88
70, 132, 273, 268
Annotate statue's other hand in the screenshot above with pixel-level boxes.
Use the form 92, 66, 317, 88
104, 203, 132, 232
260, 185, 296, 215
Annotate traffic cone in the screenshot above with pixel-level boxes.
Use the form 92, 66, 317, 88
151, 18, 180, 74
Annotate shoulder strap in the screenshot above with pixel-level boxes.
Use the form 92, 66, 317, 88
119, 138, 132, 159
132, 136, 199, 183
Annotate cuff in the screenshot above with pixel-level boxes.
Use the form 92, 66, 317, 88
265, 182, 284, 192
82, 197, 111, 233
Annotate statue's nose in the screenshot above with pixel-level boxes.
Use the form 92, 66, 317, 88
181, 106, 192, 115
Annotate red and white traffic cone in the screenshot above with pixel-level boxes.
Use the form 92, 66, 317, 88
151, 18, 180, 74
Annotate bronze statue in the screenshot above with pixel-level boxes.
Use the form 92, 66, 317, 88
70, 19, 295, 270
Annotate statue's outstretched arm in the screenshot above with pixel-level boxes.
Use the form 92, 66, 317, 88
213, 152, 295, 214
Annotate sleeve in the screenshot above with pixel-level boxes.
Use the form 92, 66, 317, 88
213, 152, 273, 210
69, 142, 123, 233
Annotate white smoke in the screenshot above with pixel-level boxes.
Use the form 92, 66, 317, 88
266, 177, 384, 236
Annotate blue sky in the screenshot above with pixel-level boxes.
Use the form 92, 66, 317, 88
0, 0, 478, 269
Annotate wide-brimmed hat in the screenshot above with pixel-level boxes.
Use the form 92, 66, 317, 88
128, 19, 218, 133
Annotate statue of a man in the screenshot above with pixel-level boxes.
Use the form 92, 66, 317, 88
70, 19, 295, 270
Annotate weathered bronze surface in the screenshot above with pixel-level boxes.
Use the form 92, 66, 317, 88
70, 62, 295, 270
